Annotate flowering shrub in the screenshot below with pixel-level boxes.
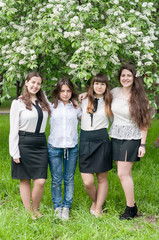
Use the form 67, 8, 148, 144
0, 0, 158, 101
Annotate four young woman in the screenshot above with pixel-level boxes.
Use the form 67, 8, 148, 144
9, 63, 151, 220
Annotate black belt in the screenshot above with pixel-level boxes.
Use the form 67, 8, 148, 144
19, 131, 45, 136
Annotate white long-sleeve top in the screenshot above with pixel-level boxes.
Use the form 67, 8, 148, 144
9, 99, 48, 159
48, 100, 82, 148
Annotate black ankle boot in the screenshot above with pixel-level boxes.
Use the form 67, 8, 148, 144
119, 203, 138, 220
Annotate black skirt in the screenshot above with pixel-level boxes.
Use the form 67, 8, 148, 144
79, 128, 112, 173
111, 138, 141, 162
11, 131, 48, 179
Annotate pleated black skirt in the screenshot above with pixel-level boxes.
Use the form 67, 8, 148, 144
79, 128, 112, 173
11, 131, 48, 179
111, 138, 141, 162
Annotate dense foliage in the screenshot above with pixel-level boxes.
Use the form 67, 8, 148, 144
0, 0, 158, 101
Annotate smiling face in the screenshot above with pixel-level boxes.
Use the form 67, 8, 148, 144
120, 69, 134, 89
59, 84, 72, 105
25, 76, 42, 96
93, 81, 106, 98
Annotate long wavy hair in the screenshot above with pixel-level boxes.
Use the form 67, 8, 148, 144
20, 72, 51, 115
52, 77, 78, 108
118, 64, 151, 129
87, 73, 113, 118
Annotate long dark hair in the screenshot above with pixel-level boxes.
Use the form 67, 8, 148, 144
118, 64, 151, 129
21, 72, 51, 115
52, 77, 78, 108
87, 73, 113, 117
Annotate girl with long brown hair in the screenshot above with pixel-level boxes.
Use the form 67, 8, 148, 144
9, 72, 50, 219
109, 63, 151, 220
48, 78, 81, 220
79, 73, 113, 217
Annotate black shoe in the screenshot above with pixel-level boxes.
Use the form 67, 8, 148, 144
119, 203, 138, 220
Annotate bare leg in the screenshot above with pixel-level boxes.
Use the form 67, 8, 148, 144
20, 179, 32, 213
95, 172, 108, 213
116, 161, 135, 207
32, 179, 46, 216
81, 173, 97, 210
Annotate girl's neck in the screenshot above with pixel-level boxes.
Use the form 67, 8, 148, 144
30, 95, 38, 104
94, 93, 103, 98
122, 87, 132, 98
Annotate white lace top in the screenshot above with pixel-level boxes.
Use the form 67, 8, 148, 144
109, 87, 142, 140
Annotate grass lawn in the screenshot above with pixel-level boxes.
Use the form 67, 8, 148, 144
0, 115, 158, 240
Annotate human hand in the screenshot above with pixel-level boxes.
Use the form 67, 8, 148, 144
73, 100, 79, 109
13, 158, 20, 164
138, 146, 146, 157
78, 92, 88, 102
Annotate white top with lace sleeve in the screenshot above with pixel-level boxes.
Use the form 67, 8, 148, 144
109, 87, 142, 140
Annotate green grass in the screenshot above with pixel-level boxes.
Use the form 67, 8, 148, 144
0, 115, 159, 240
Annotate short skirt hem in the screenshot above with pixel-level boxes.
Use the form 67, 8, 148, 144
79, 168, 112, 174
111, 138, 140, 162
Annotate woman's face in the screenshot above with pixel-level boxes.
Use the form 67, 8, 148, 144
93, 81, 106, 98
120, 69, 134, 88
59, 84, 72, 105
25, 76, 42, 96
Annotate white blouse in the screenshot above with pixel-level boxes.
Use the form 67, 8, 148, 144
109, 87, 142, 140
9, 99, 48, 159
48, 100, 82, 148
81, 97, 109, 131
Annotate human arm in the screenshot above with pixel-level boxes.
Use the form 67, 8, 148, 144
77, 104, 82, 120
138, 129, 147, 157
9, 100, 21, 162
78, 92, 88, 103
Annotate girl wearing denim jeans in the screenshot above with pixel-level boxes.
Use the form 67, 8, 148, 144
48, 78, 81, 220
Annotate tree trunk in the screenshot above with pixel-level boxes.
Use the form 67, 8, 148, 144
0, 74, 3, 105
16, 80, 23, 97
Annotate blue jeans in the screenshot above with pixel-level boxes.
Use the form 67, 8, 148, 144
48, 144, 78, 209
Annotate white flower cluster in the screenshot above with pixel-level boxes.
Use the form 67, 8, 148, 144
76, 3, 92, 12
64, 31, 80, 38
69, 64, 78, 69
109, 55, 120, 65
142, 2, 153, 8
113, 0, 119, 4
0, 1, 5, 7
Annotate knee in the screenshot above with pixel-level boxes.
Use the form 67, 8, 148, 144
97, 173, 108, 184
118, 171, 127, 181
64, 176, 74, 185
36, 179, 46, 188
83, 179, 94, 189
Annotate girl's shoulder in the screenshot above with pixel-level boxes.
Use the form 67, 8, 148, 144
111, 87, 122, 97
10, 97, 25, 112
81, 97, 88, 104
80, 97, 88, 109
11, 97, 24, 106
